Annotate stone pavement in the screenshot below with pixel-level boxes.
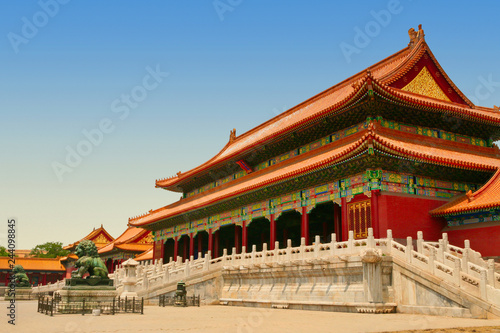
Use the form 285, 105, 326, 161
2, 301, 500, 333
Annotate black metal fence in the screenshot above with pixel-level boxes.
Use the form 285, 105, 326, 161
37, 295, 144, 316
159, 294, 200, 307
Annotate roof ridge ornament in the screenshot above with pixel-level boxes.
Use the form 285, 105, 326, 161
229, 128, 236, 143
408, 24, 425, 48
466, 190, 475, 202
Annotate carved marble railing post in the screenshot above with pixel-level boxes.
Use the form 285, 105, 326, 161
262, 243, 267, 264
204, 251, 211, 271
480, 270, 488, 300
300, 238, 305, 260
417, 231, 423, 253
437, 239, 445, 263
142, 269, 149, 291
461, 248, 470, 274
406, 237, 412, 263
184, 259, 190, 278
348, 231, 354, 252
314, 235, 320, 257
222, 249, 228, 265
120, 258, 139, 298
286, 240, 292, 262
330, 233, 336, 257
386, 230, 393, 255
162, 266, 169, 284
367, 228, 374, 249
158, 258, 163, 273
251, 245, 256, 264
488, 259, 495, 286
274, 242, 279, 262
442, 233, 449, 252
152, 260, 158, 275
428, 247, 435, 274
454, 258, 461, 286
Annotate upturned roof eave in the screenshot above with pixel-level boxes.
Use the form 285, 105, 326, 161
430, 169, 500, 217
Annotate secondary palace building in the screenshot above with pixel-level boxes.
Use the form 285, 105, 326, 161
129, 26, 500, 262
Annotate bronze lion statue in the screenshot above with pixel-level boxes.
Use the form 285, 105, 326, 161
72, 240, 109, 279
12, 265, 30, 287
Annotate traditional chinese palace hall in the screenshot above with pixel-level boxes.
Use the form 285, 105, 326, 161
129, 26, 500, 262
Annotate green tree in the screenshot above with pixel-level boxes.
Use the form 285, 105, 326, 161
0, 246, 9, 257
30, 242, 70, 258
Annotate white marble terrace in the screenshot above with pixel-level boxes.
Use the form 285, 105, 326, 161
32, 228, 500, 314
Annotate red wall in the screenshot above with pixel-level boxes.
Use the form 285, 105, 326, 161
377, 194, 448, 241
447, 225, 500, 257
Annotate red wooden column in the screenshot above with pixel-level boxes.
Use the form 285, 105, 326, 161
189, 233, 194, 258
270, 214, 276, 250
197, 232, 203, 257
242, 221, 247, 250
301, 206, 309, 245
234, 226, 241, 254
341, 197, 348, 241
208, 229, 213, 256
370, 190, 380, 238
174, 236, 179, 260
41, 273, 47, 285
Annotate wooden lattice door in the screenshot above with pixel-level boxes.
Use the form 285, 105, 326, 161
347, 199, 371, 239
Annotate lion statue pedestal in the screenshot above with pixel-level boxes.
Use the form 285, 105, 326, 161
57, 240, 117, 312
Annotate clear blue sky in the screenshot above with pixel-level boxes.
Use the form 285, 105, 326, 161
1, 1, 499, 249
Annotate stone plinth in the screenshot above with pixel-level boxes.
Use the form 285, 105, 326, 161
56, 288, 118, 313
57, 278, 117, 313
57, 289, 117, 303
63, 277, 114, 290
4, 287, 32, 300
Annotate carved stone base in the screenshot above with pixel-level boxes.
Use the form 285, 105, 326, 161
4, 287, 32, 301
56, 289, 118, 313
